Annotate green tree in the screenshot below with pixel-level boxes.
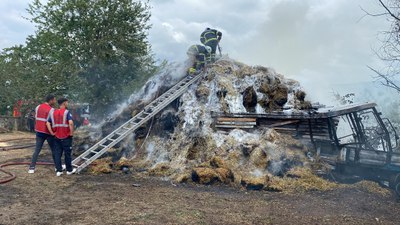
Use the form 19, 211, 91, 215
0, 0, 155, 117
27, 0, 155, 115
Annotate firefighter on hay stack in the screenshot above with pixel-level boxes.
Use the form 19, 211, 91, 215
200, 27, 222, 62
186, 44, 212, 76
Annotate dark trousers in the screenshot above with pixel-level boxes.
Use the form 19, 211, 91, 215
205, 40, 219, 61
30, 133, 56, 168
54, 137, 73, 172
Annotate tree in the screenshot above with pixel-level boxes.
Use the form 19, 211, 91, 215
367, 0, 400, 93
0, 0, 156, 117
28, 0, 156, 114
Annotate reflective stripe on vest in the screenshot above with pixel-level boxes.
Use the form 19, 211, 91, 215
51, 109, 71, 139
51, 110, 69, 128
35, 104, 53, 134
201, 31, 218, 44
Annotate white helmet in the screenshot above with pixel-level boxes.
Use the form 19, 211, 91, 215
205, 46, 212, 53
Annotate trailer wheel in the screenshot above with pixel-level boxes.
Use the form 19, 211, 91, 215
396, 174, 400, 184
395, 182, 400, 197
389, 173, 400, 189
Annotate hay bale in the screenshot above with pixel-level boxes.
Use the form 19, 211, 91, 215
259, 83, 289, 109
240, 144, 255, 157
298, 101, 313, 110
258, 82, 271, 95
295, 90, 306, 101
115, 157, 134, 170
210, 156, 227, 169
187, 137, 208, 160
272, 84, 288, 107
249, 148, 268, 169
191, 167, 219, 185
234, 65, 258, 78
175, 172, 191, 183
90, 157, 113, 174
148, 163, 173, 176
241, 175, 270, 190
258, 97, 270, 110
195, 84, 210, 102
242, 86, 257, 112
215, 168, 234, 184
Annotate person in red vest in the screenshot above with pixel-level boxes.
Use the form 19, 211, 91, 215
46, 97, 76, 176
28, 94, 57, 174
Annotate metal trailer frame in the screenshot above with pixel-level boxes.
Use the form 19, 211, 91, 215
321, 103, 400, 195
212, 102, 400, 195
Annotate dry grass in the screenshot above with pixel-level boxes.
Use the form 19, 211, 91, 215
269, 167, 338, 193
89, 157, 113, 174
148, 162, 173, 176
351, 180, 391, 197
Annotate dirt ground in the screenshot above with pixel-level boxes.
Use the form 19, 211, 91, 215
1, 132, 400, 225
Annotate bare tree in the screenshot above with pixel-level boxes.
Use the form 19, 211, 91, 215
367, 0, 400, 93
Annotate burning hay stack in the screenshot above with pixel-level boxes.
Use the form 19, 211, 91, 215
76, 57, 334, 192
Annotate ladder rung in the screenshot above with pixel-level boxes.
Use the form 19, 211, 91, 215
82, 157, 90, 161
99, 144, 107, 148
107, 138, 115, 141
116, 132, 124, 136
72, 164, 79, 168
91, 150, 99, 154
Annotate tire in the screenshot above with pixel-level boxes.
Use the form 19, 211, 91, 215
396, 174, 400, 184
395, 182, 400, 197
389, 173, 400, 189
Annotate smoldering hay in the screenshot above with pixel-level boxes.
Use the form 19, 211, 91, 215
74, 56, 337, 192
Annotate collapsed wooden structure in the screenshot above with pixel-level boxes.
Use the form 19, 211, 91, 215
212, 103, 380, 150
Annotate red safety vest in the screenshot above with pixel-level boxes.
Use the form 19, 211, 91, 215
35, 103, 54, 134
50, 108, 71, 139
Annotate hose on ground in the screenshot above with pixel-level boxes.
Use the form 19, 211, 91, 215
1, 145, 36, 151
0, 162, 54, 184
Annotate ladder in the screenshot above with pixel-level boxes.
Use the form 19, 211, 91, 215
72, 73, 203, 173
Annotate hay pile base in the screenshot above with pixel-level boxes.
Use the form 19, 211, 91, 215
90, 157, 113, 174
351, 180, 391, 196
268, 167, 338, 193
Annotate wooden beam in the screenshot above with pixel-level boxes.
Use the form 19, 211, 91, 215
266, 120, 299, 128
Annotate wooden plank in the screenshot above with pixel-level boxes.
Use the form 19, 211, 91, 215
215, 125, 255, 129
266, 120, 300, 128
273, 127, 297, 131
217, 117, 257, 122
217, 121, 257, 125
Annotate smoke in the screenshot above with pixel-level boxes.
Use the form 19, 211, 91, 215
93, 61, 188, 128
229, 0, 390, 105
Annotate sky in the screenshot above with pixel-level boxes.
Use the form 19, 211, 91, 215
0, 0, 394, 104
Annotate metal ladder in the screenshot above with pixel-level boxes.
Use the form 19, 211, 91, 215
72, 73, 203, 173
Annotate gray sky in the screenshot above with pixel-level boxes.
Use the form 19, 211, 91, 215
0, 0, 393, 103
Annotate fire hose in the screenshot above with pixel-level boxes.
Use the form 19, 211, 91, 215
1, 144, 36, 151
0, 162, 54, 184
